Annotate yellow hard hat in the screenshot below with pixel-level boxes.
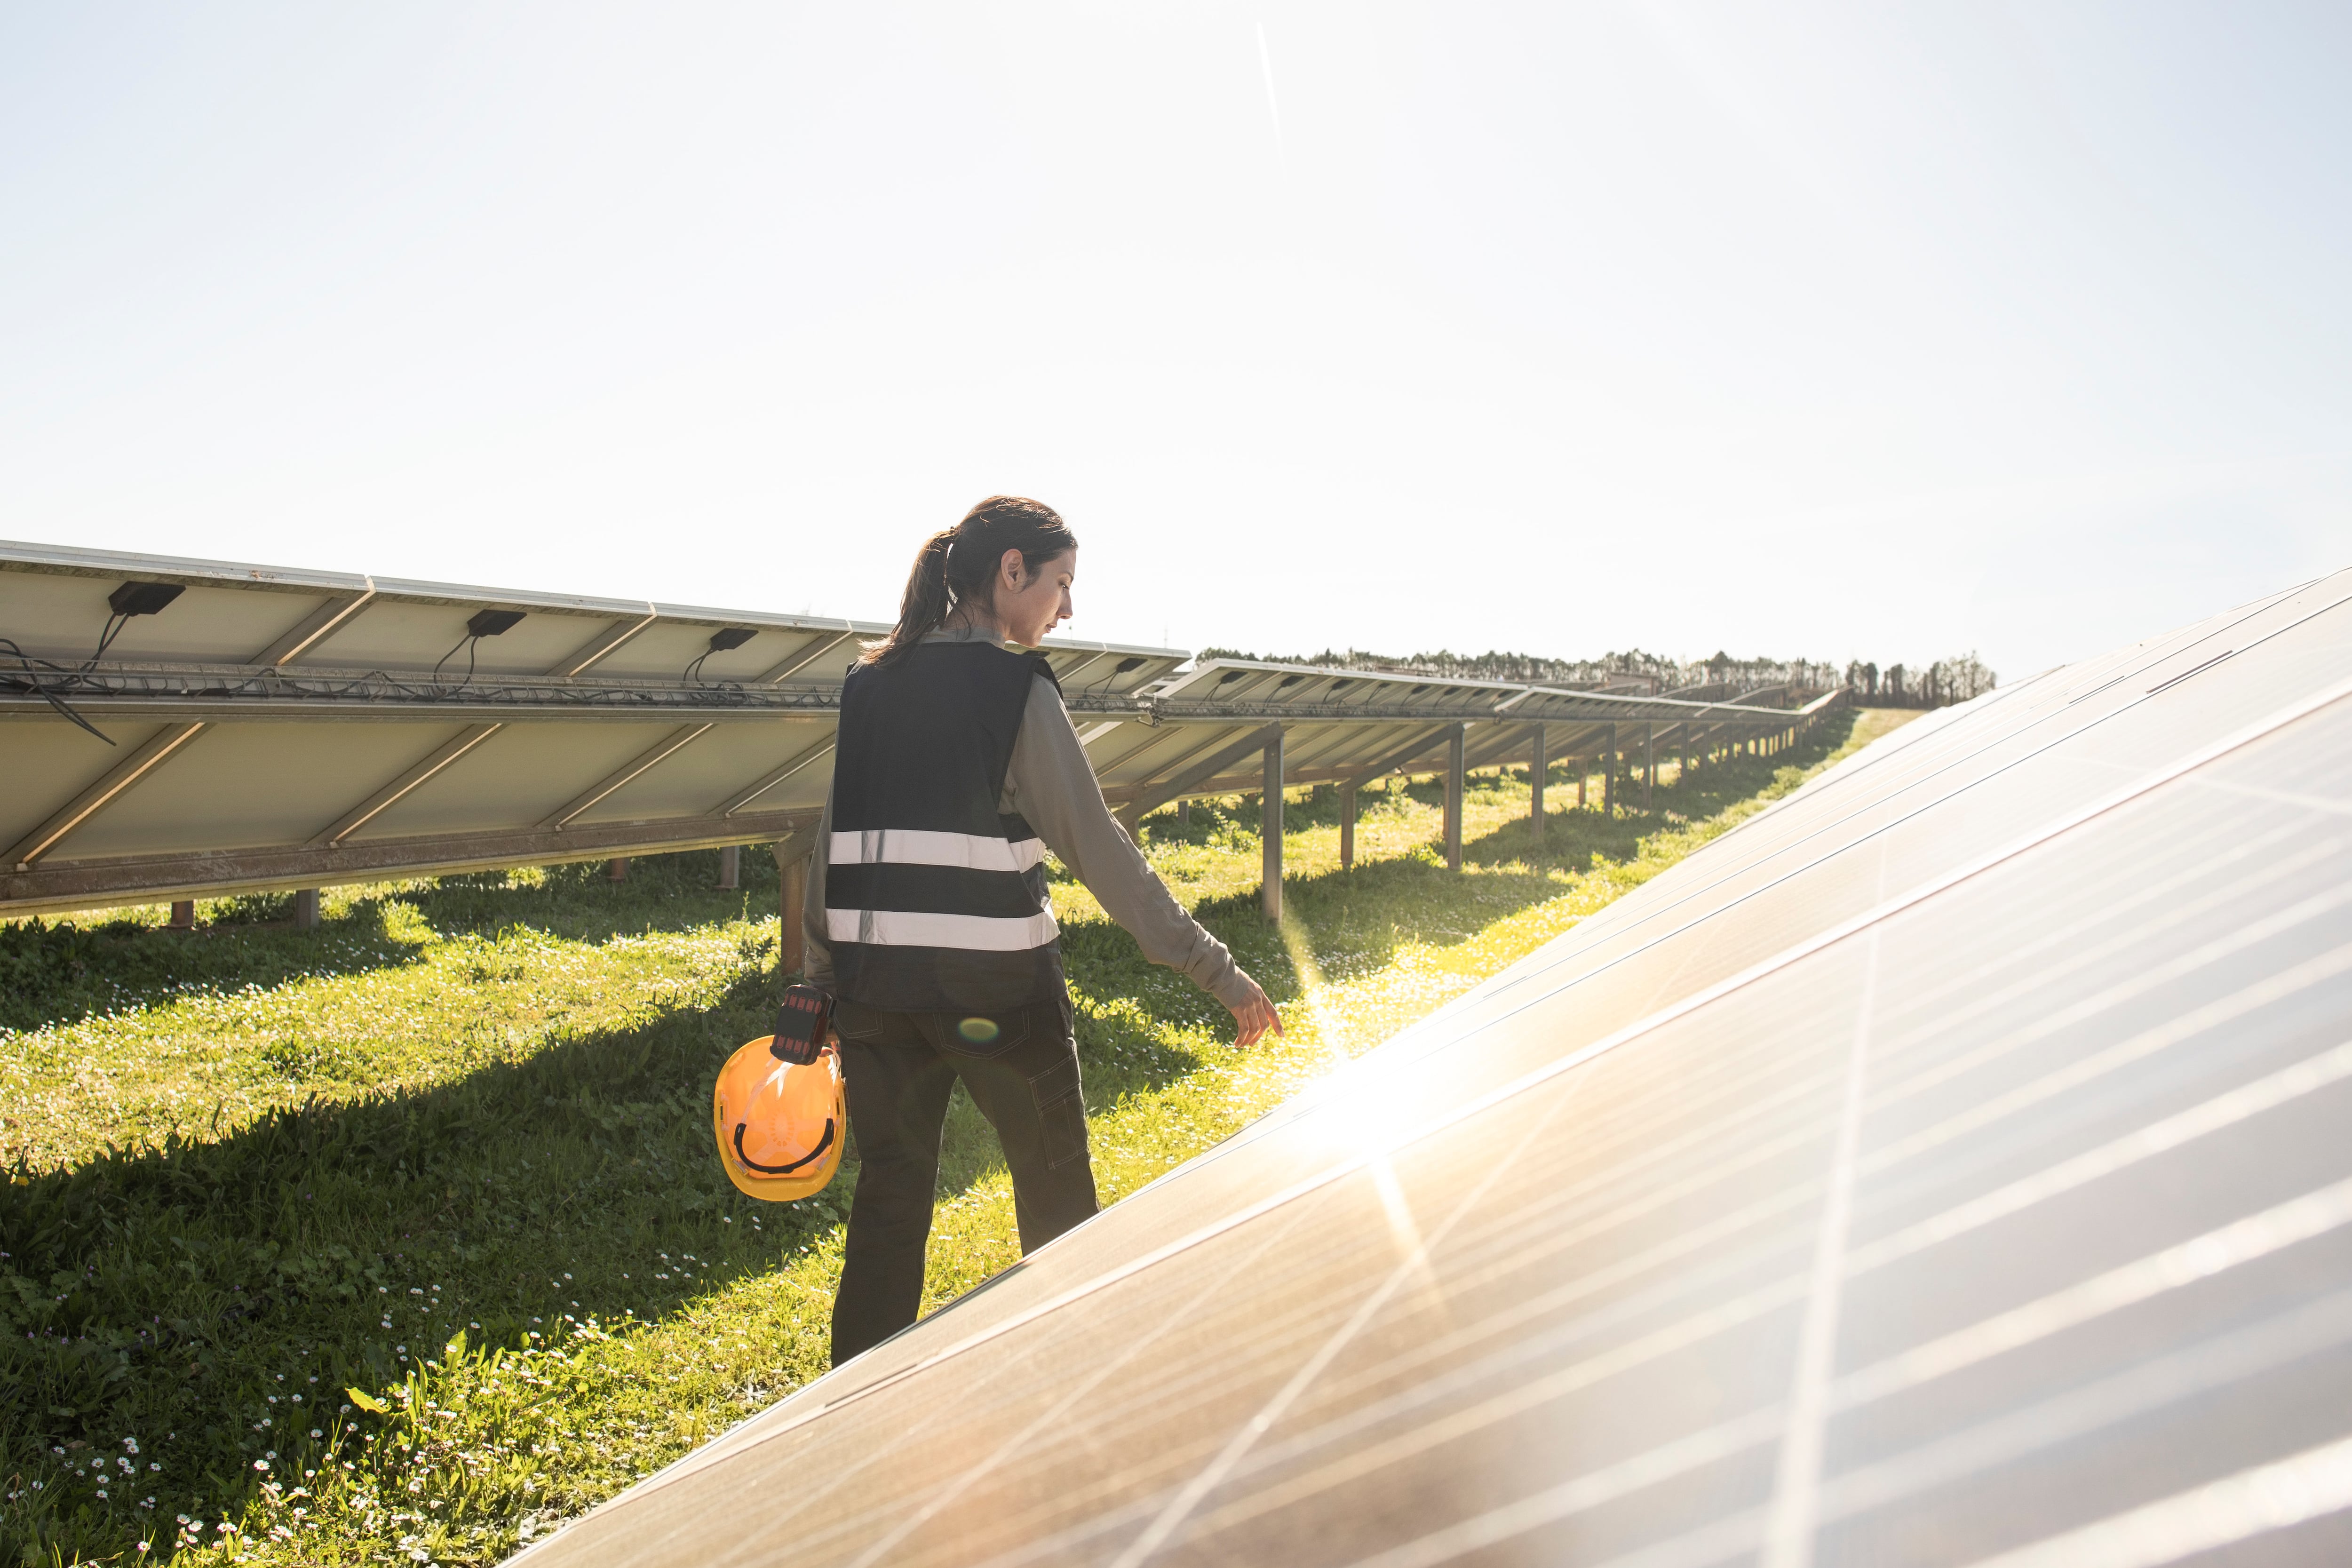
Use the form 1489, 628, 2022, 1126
713, 1037, 844, 1202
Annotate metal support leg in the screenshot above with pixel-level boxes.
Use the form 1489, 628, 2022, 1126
1176, 798, 1191, 828
169, 899, 196, 930
607, 856, 629, 882
1605, 725, 1617, 818
1444, 723, 1466, 869
1262, 730, 1285, 923
1578, 764, 1588, 809
780, 852, 808, 976
717, 844, 740, 889
1340, 782, 1357, 870
293, 889, 320, 930
1528, 723, 1546, 849
1644, 724, 1654, 812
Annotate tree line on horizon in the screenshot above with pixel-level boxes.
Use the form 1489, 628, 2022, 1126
1197, 646, 1998, 708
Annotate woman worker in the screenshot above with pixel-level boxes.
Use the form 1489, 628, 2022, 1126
802, 495, 1282, 1366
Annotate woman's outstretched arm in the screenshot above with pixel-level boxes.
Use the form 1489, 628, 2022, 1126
1005, 674, 1281, 1047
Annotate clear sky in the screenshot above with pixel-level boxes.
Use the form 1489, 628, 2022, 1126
4, 3, 2348, 680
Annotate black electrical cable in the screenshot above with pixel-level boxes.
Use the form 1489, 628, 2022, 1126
88, 612, 133, 666
430, 635, 482, 688
7, 654, 802, 717
0, 637, 117, 745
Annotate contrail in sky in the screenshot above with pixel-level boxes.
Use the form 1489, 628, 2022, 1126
1256, 19, 1288, 173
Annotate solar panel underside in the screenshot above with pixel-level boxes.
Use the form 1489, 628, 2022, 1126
521, 571, 2352, 1568
6, 539, 1817, 913
0, 542, 1198, 912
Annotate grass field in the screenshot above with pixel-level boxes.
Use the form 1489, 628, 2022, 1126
0, 707, 1916, 1566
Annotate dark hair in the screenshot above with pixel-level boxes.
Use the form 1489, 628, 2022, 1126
861, 496, 1078, 667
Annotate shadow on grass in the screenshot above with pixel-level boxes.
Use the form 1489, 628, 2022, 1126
0, 851, 784, 1036
0, 959, 852, 1560
0, 838, 1227, 1559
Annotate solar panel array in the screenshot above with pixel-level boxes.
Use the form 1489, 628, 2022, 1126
0, 541, 1814, 917
1085, 658, 1820, 827
516, 568, 2352, 1568
0, 542, 1181, 914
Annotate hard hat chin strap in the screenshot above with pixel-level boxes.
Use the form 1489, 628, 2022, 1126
733, 1117, 835, 1176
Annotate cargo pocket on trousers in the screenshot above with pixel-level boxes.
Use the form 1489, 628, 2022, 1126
1038, 1091, 1089, 1170
1028, 1053, 1087, 1169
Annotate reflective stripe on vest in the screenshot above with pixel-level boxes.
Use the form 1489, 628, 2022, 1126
831, 828, 1048, 875
825, 906, 1060, 951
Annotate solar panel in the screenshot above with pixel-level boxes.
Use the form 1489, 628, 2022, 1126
1083, 660, 1816, 829
0, 541, 1183, 914
1, 544, 1814, 916
516, 569, 2352, 1568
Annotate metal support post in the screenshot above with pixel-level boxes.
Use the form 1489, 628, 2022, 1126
1115, 723, 1286, 835
1444, 723, 1466, 869
717, 844, 740, 889
779, 852, 808, 976
1644, 724, 1654, 812
293, 889, 320, 930
1528, 724, 1547, 848
1176, 799, 1191, 828
1604, 726, 1617, 818
1578, 764, 1587, 809
169, 899, 196, 930
1680, 726, 1690, 780
1339, 782, 1357, 870
607, 856, 629, 882
1262, 730, 1285, 923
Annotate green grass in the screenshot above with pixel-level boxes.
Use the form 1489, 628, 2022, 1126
0, 708, 1916, 1565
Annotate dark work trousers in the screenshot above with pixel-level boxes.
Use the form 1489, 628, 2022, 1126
829, 991, 1098, 1365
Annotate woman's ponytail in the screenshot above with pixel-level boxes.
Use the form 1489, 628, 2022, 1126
862, 497, 1077, 667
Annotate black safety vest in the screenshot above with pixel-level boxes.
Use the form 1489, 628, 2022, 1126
824, 641, 1066, 1013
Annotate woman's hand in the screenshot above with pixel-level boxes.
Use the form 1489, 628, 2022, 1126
1226, 974, 1282, 1049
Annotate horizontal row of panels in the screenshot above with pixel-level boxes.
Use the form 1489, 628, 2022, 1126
2, 540, 1807, 720
1087, 696, 1840, 821
0, 538, 1185, 693
1, 541, 1827, 915
521, 565, 2352, 1568
1155, 658, 1808, 725
0, 695, 1830, 916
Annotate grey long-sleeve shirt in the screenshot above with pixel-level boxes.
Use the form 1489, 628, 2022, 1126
800, 627, 1252, 1011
